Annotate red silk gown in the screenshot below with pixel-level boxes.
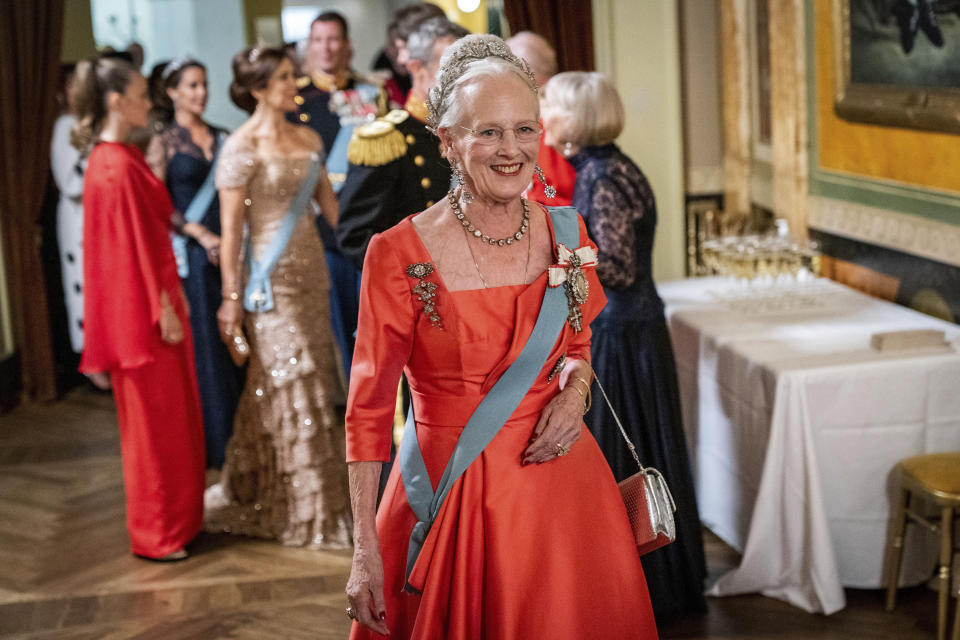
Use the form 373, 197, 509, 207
346, 212, 658, 639
80, 142, 205, 558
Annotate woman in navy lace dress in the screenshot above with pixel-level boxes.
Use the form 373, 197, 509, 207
147, 58, 243, 469
542, 71, 707, 619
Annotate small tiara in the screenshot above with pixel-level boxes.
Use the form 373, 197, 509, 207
248, 40, 270, 64
426, 35, 537, 132
161, 57, 189, 81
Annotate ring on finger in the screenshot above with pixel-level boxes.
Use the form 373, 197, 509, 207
346, 606, 357, 620
555, 442, 569, 457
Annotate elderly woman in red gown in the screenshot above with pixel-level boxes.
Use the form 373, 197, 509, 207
73, 55, 205, 560
344, 34, 658, 639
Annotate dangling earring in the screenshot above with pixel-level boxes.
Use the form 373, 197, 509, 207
535, 163, 556, 199
454, 163, 473, 203
562, 141, 574, 158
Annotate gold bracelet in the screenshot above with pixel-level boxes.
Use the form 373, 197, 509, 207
565, 380, 591, 415
567, 383, 585, 401
570, 375, 592, 414
571, 375, 591, 392
223, 291, 240, 301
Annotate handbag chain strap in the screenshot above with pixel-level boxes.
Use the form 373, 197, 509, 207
589, 364, 645, 473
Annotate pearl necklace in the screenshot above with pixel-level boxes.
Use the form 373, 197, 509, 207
447, 189, 530, 247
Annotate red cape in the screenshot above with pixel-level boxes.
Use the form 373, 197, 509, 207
80, 142, 180, 373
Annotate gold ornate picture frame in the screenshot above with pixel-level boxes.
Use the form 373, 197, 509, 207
833, 0, 960, 134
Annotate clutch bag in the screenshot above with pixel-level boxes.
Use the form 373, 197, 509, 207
592, 368, 677, 556
225, 325, 250, 367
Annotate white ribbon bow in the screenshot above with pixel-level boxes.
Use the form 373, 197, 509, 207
547, 243, 598, 287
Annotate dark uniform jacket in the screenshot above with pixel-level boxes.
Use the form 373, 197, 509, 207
292, 71, 384, 154
336, 110, 450, 269
291, 71, 386, 251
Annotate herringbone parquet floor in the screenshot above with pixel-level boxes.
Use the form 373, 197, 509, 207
0, 387, 942, 639
0, 388, 353, 639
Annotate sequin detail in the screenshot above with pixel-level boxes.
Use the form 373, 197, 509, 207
204, 135, 351, 550
406, 262, 443, 329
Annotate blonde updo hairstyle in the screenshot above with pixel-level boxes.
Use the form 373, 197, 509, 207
427, 34, 540, 138
229, 46, 287, 114
542, 71, 625, 147
70, 56, 138, 153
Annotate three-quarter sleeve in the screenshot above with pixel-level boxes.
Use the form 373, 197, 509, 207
584, 175, 639, 289
345, 232, 417, 462
215, 134, 258, 190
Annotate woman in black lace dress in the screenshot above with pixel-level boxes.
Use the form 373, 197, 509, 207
147, 58, 243, 469
542, 71, 707, 620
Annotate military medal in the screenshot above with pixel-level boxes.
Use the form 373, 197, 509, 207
547, 243, 598, 333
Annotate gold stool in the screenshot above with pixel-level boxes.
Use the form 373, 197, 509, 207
884, 452, 960, 640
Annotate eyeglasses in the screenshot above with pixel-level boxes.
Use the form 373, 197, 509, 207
457, 123, 542, 146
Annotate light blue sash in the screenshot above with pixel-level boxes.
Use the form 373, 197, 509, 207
244, 156, 321, 313
326, 123, 353, 194
173, 133, 224, 278
398, 206, 580, 591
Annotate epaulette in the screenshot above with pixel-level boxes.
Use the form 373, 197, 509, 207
296, 76, 311, 89
383, 110, 409, 126
347, 120, 407, 167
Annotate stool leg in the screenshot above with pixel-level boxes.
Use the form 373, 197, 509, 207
950, 509, 959, 640
937, 507, 953, 640
952, 570, 960, 640
886, 488, 909, 612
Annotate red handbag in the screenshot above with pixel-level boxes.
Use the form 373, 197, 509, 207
593, 371, 677, 555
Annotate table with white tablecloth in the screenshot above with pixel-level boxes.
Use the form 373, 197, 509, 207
659, 277, 960, 614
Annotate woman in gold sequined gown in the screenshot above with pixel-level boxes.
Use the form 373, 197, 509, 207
204, 46, 352, 549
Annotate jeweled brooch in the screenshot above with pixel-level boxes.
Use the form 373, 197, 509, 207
406, 262, 443, 329
548, 353, 567, 382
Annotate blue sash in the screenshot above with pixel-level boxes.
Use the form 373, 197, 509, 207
326, 123, 354, 193
173, 133, 224, 278
398, 206, 580, 591
244, 156, 321, 313
327, 82, 381, 193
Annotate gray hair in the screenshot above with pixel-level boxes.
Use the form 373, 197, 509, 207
426, 34, 538, 132
407, 17, 469, 65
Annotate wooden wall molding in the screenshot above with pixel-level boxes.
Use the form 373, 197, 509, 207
769, 0, 808, 237
720, 0, 751, 218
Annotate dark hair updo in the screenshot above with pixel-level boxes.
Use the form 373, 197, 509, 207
149, 57, 206, 125
229, 46, 287, 114
70, 55, 138, 153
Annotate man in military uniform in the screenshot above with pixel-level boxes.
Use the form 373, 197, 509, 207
294, 11, 387, 191
292, 11, 387, 377
336, 17, 469, 270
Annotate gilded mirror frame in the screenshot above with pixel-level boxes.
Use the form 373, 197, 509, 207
833, 0, 960, 134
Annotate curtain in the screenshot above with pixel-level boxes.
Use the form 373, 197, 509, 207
504, 0, 595, 72
0, 0, 65, 401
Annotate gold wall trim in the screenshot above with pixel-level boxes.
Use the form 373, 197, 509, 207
808, 195, 960, 268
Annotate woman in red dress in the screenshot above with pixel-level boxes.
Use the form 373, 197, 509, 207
72, 56, 205, 560
344, 35, 658, 639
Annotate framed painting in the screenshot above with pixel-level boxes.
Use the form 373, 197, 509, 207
833, 0, 960, 133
